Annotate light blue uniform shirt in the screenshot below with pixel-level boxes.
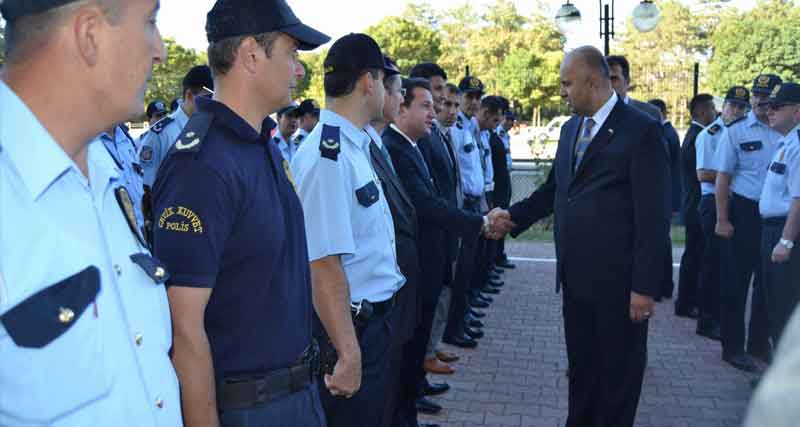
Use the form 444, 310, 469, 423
696, 117, 726, 196
496, 125, 513, 171
96, 126, 145, 230
139, 106, 189, 187
759, 125, 800, 218
291, 110, 405, 303
292, 128, 310, 146
714, 111, 783, 201
272, 131, 297, 162
0, 81, 181, 426
452, 111, 484, 198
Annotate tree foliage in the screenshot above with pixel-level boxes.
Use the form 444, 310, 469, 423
0, 21, 5, 66
297, 49, 327, 107
365, 17, 442, 74
707, 0, 800, 96
144, 38, 206, 109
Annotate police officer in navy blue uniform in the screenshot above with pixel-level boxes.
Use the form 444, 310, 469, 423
714, 74, 784, 372
291, 33, 407, 427
140, 65, 214, 187
760, 82, 800, 345
150, 1, 330, 426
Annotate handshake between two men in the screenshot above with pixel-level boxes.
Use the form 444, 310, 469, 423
482, 208, 515, 240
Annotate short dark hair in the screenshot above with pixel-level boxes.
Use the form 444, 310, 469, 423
325, 68, 382, 98
495, 96, 510, 113
689, 93, 715, 115
605, 55, 631, 82
401, 77, 432, 107
4, 0, 124, 62
647, 99, 667, 115
208, 32, 280, 77
445, 83, 460, 96
409, 63, 448, 81
480, 96, 504, 116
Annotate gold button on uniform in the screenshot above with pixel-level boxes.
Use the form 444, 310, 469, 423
134, 333, 143, 346
58, 307, 75, 324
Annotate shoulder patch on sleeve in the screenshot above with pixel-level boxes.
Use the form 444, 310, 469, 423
320, 124, 341, 161
708, 124, 721, 135
726, 116, 745, 128
172, 111, 214, 153
150, 116, 175, 134
294, 134, 305, 144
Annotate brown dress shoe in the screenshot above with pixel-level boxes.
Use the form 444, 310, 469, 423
424, 358, 455, 374
436, 351, 460, 363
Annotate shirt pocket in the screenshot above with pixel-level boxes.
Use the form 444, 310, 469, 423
0, 267, 112, 423
739, 141, 763, 170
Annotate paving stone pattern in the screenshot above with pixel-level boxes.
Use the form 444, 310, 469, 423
419, 241, 757, 427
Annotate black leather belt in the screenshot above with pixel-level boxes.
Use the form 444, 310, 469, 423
217, 343, 319, 411
762, 216, 787, 226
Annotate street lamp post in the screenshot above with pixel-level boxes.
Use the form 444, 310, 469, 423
599, 0, 614, 56
555, 0, 661, 54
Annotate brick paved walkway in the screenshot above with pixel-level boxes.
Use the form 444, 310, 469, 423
419, 241, 758, 427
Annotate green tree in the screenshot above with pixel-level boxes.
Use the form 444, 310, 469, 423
707, 0, 800, 95
0, 21, 5, 66
365, 17, 442, 74
145, 38, 205, 110
296, 50, 327, 105
619, 0, 710, 126
437, 3, 480, 79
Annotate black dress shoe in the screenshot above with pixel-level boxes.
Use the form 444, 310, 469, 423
723, 353, 759, 372
488, 278, 505, 287
489, 272, 502, 281
481, 285, 500, 294
424, 381, 450, 396
497, 260, 516, 269
420, 424, 441, 427
477, 293, 493, 303
470, 308, 486, 318
469, 297, 489, 309
416, 397, 442, 415
747, 347, 773, 364
469, 318, 484, 328
443, 334, 478, 348
675, 306, 699, 319
464, 326, 484, 339
494, 267, 505, 275
696, 322, 721, 341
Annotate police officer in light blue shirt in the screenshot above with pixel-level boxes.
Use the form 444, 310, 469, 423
95, 125, 146, 231
290, 33, 405, 427
759, 82, 800, 345
139, 65, 214, 187
273, 103, 301, 161
0, 1, 180, 425
714, 74, 784, 372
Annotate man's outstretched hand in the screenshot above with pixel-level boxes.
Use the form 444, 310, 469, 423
484, 208, 515, 240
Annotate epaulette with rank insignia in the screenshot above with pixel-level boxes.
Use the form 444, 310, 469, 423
708, 124, 722, 136
456, 116, 464, 130
171, 111, 214, 154
150, 116, 175, 134
320, 124, 341, 161
726, 116, 745, 128
294, 134, 305, 145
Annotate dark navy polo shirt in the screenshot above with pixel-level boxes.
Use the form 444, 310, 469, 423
152, 97, 313, 377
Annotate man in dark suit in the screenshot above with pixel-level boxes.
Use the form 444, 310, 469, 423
385, 77, 494, 427
491, 46, 670, 427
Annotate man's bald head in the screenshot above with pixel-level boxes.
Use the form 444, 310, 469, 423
560, 46, 614, 117
566, 46, 611, 81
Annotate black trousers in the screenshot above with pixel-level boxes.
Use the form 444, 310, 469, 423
697, 195, 721, 325
220, 383, 326, 427
318, 309, 393, 427
446, 197, 482, 337
661, 236, 675, 299
562, 287, 648, 427
761, 217, 800, 344
719, 193, 770, 356
677, 201, 702, 311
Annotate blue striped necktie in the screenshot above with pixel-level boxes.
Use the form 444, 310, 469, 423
573, 118, 596, 172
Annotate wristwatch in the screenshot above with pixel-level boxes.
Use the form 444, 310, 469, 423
779, 238, 795, 249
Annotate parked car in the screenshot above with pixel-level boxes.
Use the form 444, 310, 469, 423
532, 116, 570, 144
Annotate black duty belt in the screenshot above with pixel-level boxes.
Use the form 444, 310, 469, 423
217, 342, 319, 411
762, 216, 787, 226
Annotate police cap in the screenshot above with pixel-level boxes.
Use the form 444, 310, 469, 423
324, 33, 385, 76
458, 76, 485, 95
206, 0, 330, 50
297, 99, 321, 116
277, 104, 299, 117
767, 82, 800, 106
725, 86, 750, 105
752, 74, 783, 96
384, 55, 401, 78
146, 101, 168, 118
183, 65, 214, 92
0, 0, 78, 21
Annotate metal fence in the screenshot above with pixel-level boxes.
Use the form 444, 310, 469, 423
508, 159, 555, 232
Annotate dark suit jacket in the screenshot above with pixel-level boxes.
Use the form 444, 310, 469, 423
368, 139, 420, 345
680, 123, 704, 218
490, 130, 512, 208
418, 124, 460, 269
508, 99, 670, 302
664, 122, 682, 212
384, 125, 483, 301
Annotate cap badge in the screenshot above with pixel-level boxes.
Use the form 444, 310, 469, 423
757, 75, 770, 87
735, 87, 747, 98
771, 85, 781, 98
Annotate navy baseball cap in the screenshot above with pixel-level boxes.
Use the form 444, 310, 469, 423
1, 0, 78, 21
324, 33, 385, 77
297, 99, 320, 115
767, 82, 800, 106
725, 86, 750, 105
752, 74, 783, 96
146, 101, 168, 118
183, 65, 214, 91
206, 0, 330, 50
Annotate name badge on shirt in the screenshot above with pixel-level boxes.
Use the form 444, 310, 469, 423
770, 162, 787, 175
740, 141, 763, 152
355, 181, 380, 207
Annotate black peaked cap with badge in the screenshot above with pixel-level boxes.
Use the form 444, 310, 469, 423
0, 0, 80, 20
147, 101, 168, 118
752, 74, 783, 96
206, 0, 330, 50
725, 86, 750, 105
458, 76, 485, 95
767, 82, 800, 105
